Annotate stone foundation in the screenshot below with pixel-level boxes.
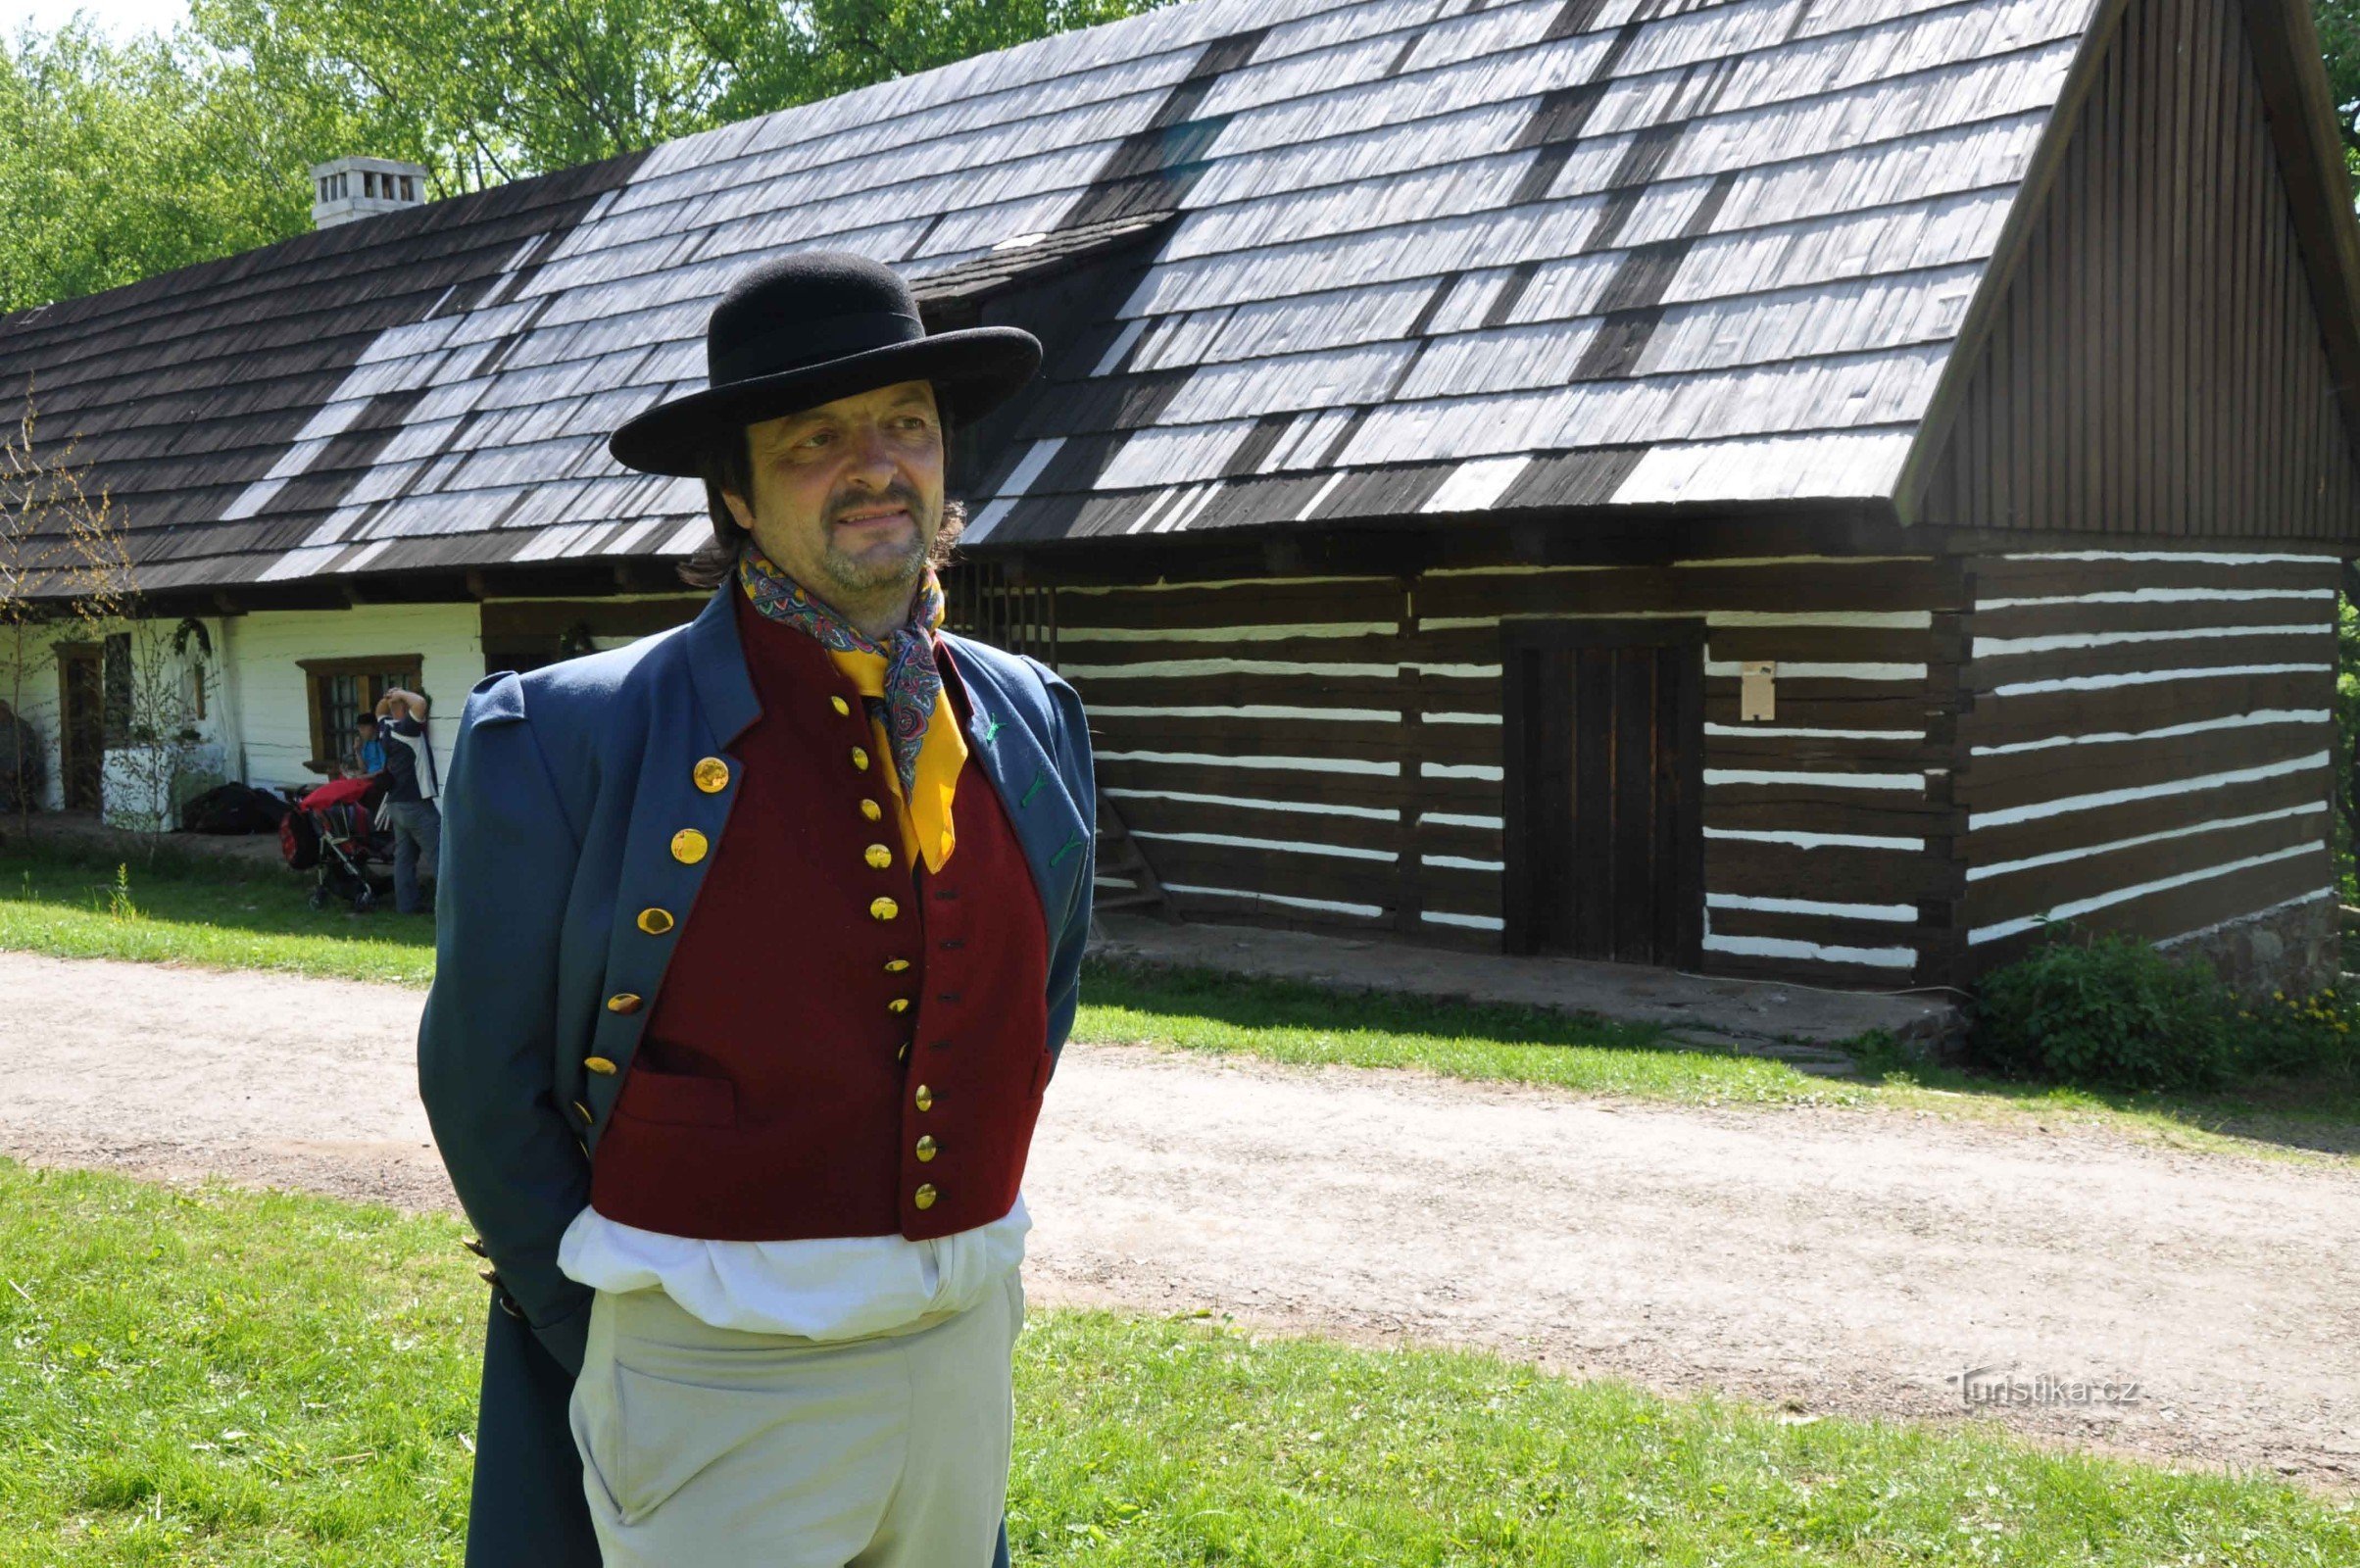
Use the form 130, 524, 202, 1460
2153, 892, 2341, 1001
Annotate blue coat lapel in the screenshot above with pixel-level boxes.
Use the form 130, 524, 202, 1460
938, 629, 1092, 930
682, 582, 761, 747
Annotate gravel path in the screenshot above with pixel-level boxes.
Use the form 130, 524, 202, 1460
2, 951, 2355, 1491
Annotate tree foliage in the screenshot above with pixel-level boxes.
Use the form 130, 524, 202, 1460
2318, 0, 2360, 153
3, 0, 1165, 313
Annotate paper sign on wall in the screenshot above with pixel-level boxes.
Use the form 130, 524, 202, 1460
1741, 660, 1776, 721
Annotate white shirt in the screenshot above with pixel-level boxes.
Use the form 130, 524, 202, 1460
557, 1191, 1030, 1339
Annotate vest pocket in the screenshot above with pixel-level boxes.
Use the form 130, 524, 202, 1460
614, 1063, 736, 1128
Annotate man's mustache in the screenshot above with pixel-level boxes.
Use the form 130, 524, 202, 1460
829, 486, 924, 523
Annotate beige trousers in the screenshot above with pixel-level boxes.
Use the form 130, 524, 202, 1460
566, 1266, 1023, 1567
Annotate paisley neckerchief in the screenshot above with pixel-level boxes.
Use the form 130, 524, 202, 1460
736, 540, 964, 871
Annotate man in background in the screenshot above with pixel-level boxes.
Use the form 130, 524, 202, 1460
374, 687, 440, 914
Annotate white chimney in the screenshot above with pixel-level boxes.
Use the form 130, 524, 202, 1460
310, 156, 429, 228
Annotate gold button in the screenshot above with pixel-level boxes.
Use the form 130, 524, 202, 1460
913, 1084, 933, 1112
915, 1135, 938, 1163
850, 745, 869, 770
888, 998, 910, 1013
637, 907, 674, 935
830, 695, 851, 715
897, 1041, 910, 1062
606, 993, 642, 1014
870, 896, 899, 920
860, 799, 882, 821
572, 1100, 593, 1123
912, 1183, 938, 1210
884, 957, 910, 972
585, 1056, 617, 1075
864, 843, 893, 869
693, 757, 730, 793
670, 828, 709, 864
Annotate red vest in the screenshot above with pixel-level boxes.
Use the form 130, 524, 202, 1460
587, 588, 1054, 1242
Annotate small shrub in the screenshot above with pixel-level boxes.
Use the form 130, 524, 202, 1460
1976, 923, 2360, 1090
2230, 986, 2360, 1083
1971, 924, 2237, 1091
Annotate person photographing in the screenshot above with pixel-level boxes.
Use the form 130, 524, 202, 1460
371, 686, 439, 915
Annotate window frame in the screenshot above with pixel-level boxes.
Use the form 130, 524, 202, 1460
299, 655, 423, 774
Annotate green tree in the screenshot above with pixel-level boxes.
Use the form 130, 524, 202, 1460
2, 0, 1167, 312
2318, 0, 2360, 153
0, 18, 362, 312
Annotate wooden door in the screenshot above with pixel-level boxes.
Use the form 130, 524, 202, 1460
1500, 620, 1703, 965
57, 644, 104, 811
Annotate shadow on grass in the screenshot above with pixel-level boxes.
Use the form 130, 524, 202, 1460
1079, 952, 1671, 1054
1091, 955, 2360, 1157
1838, 1026, 2360, 1159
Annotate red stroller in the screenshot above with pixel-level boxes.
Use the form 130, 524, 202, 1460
280, 773, 395, 912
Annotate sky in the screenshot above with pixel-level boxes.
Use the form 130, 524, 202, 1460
7, 0, 191, 39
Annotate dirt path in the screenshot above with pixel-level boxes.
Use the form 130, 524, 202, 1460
2, 951, 2355, 1492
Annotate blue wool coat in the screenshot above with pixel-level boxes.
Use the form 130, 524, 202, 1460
416, 580, 1097, 1566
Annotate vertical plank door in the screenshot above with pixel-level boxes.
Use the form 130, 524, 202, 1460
1500, 619, 1703, 965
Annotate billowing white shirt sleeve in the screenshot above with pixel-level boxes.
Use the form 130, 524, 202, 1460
556, 1192, 1030, 1339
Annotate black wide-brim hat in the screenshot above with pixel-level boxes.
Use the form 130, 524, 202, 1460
608, 251, 1042, 477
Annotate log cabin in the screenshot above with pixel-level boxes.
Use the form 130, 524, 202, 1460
2, 0, 2355, 994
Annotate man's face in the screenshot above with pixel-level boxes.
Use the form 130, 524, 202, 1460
721, 378, 944, 609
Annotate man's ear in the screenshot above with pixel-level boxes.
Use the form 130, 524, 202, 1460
721, 488, 755, 531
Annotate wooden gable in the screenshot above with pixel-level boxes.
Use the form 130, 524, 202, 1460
1905, 0, 2360, 542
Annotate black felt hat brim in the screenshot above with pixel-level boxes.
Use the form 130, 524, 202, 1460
608, 325, 1042, 477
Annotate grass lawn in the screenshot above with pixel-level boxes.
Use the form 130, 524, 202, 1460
0, 842, 435, 988
3, 837, 2356, 1164
0, 1156, 2349, 1566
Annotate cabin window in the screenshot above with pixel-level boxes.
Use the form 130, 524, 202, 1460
400, 175, 416, 200
298, 656, 422, 774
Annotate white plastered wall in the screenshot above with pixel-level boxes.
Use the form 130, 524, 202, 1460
219, 603, 485, 794
0, 612, 245, 815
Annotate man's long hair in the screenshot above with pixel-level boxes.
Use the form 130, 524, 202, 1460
673, 411, 967, 591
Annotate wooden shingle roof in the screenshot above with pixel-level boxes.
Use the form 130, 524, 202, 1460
3, 0, 2354, 589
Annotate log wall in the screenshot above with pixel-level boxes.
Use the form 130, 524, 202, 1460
1055, 555, 1971, 987
1953, 548, 2342, 972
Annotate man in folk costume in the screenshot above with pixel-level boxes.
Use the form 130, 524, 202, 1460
418, 252, 1098, 1567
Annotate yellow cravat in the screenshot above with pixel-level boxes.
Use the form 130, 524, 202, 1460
825, 645, 964, 875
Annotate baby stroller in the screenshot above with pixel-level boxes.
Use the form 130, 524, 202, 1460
281, 773, 395, 911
